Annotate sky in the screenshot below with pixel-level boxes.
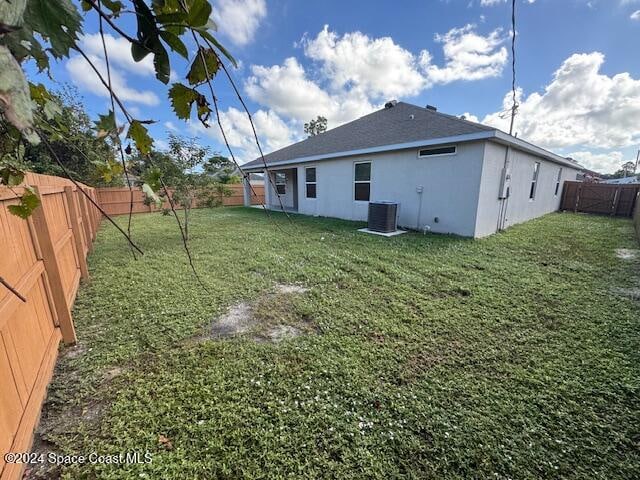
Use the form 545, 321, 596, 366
27, 0, 640, 173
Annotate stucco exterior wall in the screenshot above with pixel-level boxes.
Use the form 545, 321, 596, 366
474, 141, 582, 237
289, 141, 487, 237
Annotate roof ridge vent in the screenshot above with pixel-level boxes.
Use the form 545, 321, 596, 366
384, 100, 398, 109
426, 104, 437, 112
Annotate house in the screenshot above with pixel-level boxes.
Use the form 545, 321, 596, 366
241, 101, 583, 238
602, 176, 639, 185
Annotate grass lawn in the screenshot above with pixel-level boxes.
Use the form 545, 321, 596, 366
34, 208, 639, 479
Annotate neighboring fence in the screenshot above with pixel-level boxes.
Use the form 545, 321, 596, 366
97, 183, 265, 216
0, 173, 100, 480
634, 192, 640, 243
560, 181, 640, 217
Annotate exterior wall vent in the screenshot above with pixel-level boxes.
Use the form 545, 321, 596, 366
367, 201, 398, 233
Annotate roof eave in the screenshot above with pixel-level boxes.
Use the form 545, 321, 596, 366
241, 130, 584, 172
490, 130, 584, 169
241, 131, 495, 172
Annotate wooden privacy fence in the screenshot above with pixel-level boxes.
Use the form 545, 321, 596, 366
1, 173, 100, 480
634, 192, 640, 243
560, 181, 640, 217
97, 183, 265, 216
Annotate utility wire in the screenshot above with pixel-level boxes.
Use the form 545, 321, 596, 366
508, 0, 518, 136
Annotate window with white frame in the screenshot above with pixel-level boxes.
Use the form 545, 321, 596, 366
554, 167, 563, 196
305, 167, 316, 198
274, 172, 286, 195
354, 162, 371, 201
418, 145, 456, 157
529, 162, 541, 199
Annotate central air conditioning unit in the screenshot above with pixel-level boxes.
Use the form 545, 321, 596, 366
367, 201, 398, 233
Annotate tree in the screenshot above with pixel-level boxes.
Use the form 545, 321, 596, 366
24, 85, 123, 186
304, 116, 327, 137
0, 0, 238, 220
140, 134, 234, 240
204, 154, 241, 184
621, 161, 636, 177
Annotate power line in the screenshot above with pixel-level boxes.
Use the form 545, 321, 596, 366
508, 0, 518, 136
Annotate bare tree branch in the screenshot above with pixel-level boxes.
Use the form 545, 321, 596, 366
0, 276, 27, 302
84, 0, 138, 44
36, 130, 145, 256
97, 0, 137, 259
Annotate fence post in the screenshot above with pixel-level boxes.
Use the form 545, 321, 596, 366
78, 189, 94, 253
64, 186, 89, 280
574, 183, 582, 213
610, 187, 621, 216
85, 188, 97, 240
31, 187, 77, 345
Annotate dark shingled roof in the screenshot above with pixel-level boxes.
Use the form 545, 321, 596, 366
242, 102, 495, 169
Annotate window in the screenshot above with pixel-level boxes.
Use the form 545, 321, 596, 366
554, 168, 563, 196
529, 162, 540, 199
354, 162, 371, 201
274, 172, 286, 195
418, 145, 456, 157
305, 167, 316, 199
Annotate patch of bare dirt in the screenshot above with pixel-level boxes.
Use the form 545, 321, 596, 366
615, 248, 639, 260
274, 283, 308, 294
611, 286, 640, 301
60, 342, 86, 360
210, 302, 255, 338
207, 284, 312, 342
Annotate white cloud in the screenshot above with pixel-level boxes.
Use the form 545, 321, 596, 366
424, 24, 508, 84
65, 54, 160, 106
303, 25, 428, 98
631, 10, 640, 19
192, 108, 294, 163
482, 52, 640, 150
212, 0, 266, 46
245, 24, 506, 133
565, 151, 631, 173
245, 57, 374, 127
480, 0, 505, 5
79, 33, 155, 76
65, 33, 161, 107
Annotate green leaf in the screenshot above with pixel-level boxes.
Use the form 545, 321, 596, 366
0, 164, 25, 186
127, 120, 153, 155
29, 82, 52, 105
43, 100, 62, 120
196, 29, 237, 68
0, 45, 40, 143
130, 41, 150, 62
81, 1, 92, 12
27, 0, 82, 58
142, 166, 163, 191
102, 0, 124, 16
153, 45, 171, 84
168, 83, 198, 119
8, 187, 41, 219
187, 47, 219, 85
186, 0, 212, 28
94, 110, 117, 138
92, 159, 124, 183
159, 30, 188, 59
132, 0, 171, 83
